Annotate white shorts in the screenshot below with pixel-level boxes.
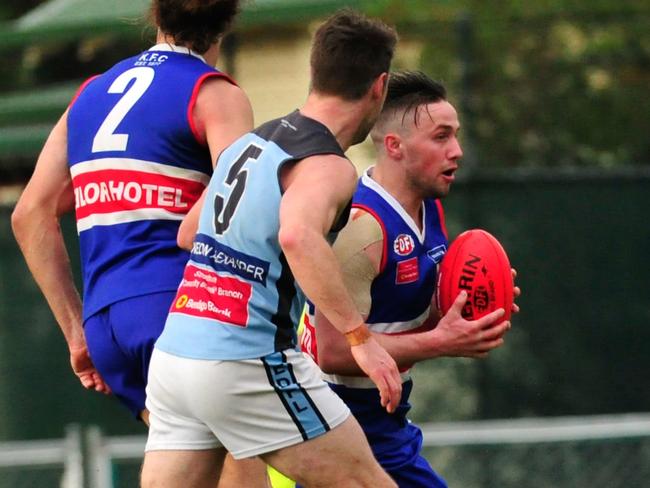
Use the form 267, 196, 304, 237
145, 348, 350, 459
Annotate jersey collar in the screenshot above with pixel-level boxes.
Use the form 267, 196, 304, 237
149, 43, 207, 64
362, 168, 426, 243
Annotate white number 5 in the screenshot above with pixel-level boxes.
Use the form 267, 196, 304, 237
92, 67, 154, 153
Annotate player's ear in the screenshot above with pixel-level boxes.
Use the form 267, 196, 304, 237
384, 133, 403, 159
370, 72, 389, 101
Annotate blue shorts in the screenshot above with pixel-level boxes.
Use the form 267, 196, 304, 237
330, 380, 447, 488
84, 291, 176, 419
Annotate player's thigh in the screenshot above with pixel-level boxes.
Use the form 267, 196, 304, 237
109, 291, 176, 372
217, 454, 269, 488
199, 350, 350, 460
262, 415, 396, 488
141, 447, 226, 488
85, 292, 175, 418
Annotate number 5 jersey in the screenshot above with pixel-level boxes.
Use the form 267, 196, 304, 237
155, 110, 349, 360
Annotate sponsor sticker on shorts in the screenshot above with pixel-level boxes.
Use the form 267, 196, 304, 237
396, 257, 419, 284
171, 264, 252, 327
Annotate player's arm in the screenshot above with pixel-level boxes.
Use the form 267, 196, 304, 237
278, 154, 402, 413
11, 111, 110, 394
316, 220, 510, 377
318, 293, 509, 375
178, 78, 254, 249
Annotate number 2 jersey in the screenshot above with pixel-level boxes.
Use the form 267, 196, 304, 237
67, 44, 234, 320
155, 110, 349, 360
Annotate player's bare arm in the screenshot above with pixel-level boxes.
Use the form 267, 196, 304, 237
11, 111, 110, 394
178, 78, 254, 249
278, 154, 402, 412
316, 210, 513, 376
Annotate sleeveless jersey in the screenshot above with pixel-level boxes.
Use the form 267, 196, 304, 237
301, 169, 449, 387
156, 110, 349, 360
67, 44, 234, 320
299, 169, 450, 488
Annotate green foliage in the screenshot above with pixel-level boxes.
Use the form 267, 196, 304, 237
371, 0, 650, 167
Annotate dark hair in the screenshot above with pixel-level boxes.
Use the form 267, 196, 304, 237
380, 71, 447, 126
310, 9, 397, 100
151, 0, 242, 54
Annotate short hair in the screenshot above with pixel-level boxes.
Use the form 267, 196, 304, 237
381, 71, 447, 127
310, 9, 397, 101
151, 0, 241, 54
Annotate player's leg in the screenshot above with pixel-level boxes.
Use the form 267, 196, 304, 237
84, 292, 174, 420
144, 349, 230, 487
262, 415, 396, 487
387, 454, 447, 488
84, 308, 146, 419
141, 448, 226, 488
329, 379, 447, 488
217, 454, 270, 488
206, 350, 395, 488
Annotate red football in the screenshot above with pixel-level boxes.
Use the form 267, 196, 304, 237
436, 229, 513, 323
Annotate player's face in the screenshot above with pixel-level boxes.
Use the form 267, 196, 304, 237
402, 101, 463, 199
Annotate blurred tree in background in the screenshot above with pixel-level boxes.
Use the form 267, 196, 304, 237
369, 0, 650, 168
2, 0, 648, 166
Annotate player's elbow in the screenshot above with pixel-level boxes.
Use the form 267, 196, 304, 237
317, 354, 340, 375
278, 222, 310, 257
316, 343, 353, 375
177, 223, 194, 251
11, 199, 37, 243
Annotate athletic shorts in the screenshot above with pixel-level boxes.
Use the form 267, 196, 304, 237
83, 291, 177, 418
145, 348, 351, 459
329, 380, 447, 488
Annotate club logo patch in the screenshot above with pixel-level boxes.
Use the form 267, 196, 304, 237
393, 234, 415, 256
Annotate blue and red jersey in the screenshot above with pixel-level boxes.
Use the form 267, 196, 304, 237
300, 168, 450, 487
67, 44, 235, 319
302, 168, 449, 378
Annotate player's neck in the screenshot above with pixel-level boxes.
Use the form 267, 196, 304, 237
370, 164, 424, 229
300, 93, 371, 151
156, 31, 220, 67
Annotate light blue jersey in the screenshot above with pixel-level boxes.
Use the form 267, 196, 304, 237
156, 111, 348, 360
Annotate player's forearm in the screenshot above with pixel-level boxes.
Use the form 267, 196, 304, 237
279, 223, 363, 334
12, 208, 84, 350
320, 330, 433, 375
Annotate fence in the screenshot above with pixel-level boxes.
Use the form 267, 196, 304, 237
2, 414, 649, 488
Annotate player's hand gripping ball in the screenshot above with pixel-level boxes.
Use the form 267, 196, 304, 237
436, 229, 514, 323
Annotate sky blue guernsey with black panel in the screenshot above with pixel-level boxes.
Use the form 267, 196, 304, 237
67, 45, 233, 320
156, 110, 349, 360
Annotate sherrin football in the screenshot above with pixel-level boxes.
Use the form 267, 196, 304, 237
436, 229, 513, 323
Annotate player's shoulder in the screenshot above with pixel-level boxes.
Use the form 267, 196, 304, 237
339, 207, 384, 244
197, 76, 250, 106
194, 76, 252, 125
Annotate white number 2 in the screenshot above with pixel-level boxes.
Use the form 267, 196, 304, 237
92, 67, 154, 153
